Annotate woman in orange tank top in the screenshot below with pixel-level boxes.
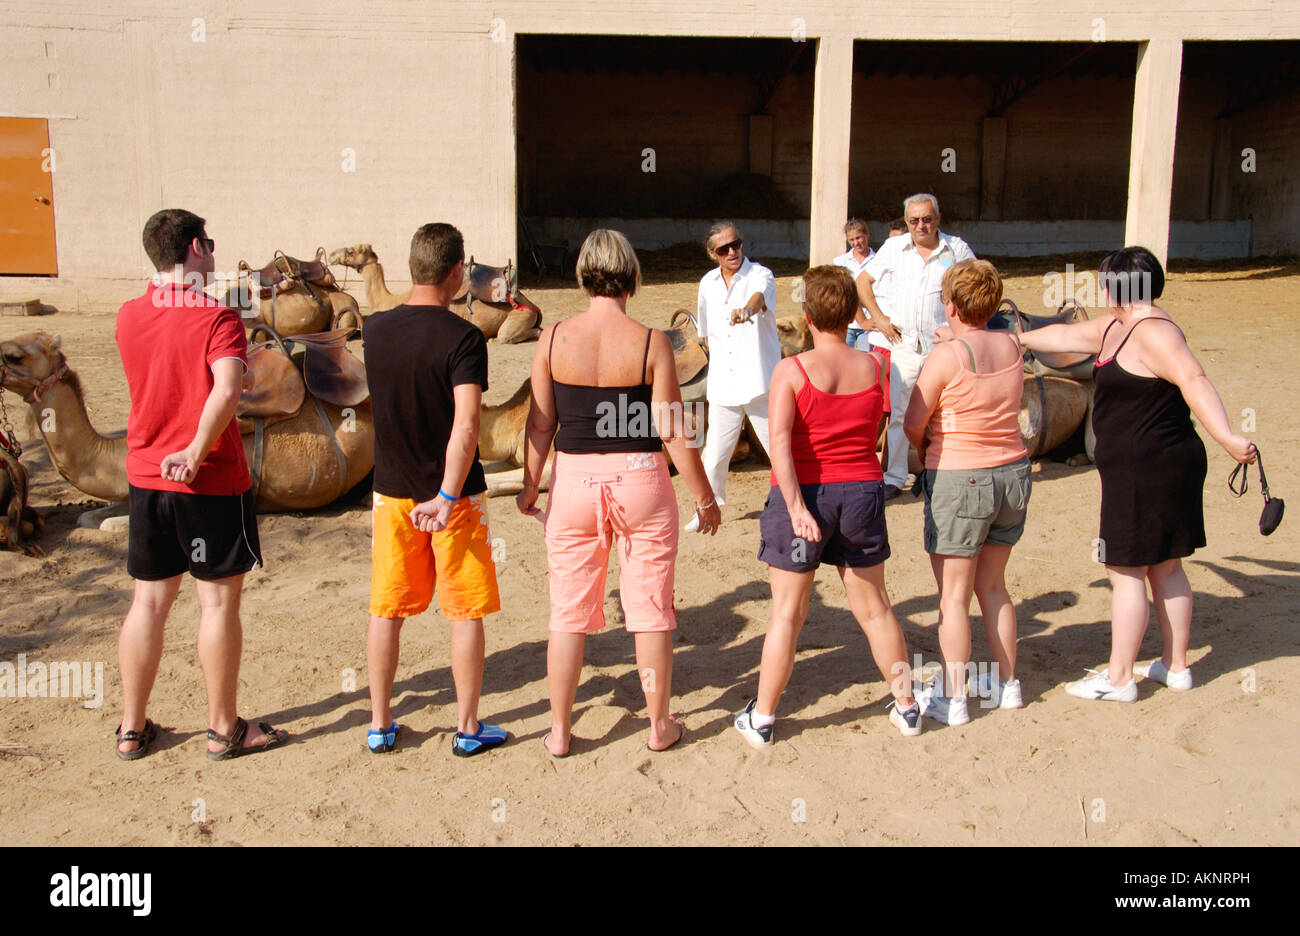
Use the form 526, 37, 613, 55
904, 259, 1030, 726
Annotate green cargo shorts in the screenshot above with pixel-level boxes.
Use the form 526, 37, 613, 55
923, 457, 1032, 556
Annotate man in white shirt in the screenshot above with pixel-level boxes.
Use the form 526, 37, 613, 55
689, 221, 779, 529
855, 194, 976, 497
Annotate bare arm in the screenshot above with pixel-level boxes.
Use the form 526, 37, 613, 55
411, 382, 481, 532
516, 325, 560, 516
732, 290, 767, 324
855, 271, 900, 342
1142, 321, 1257, 464
1018, 314, 1112, 355
769, 359, 820, 542
648, 330, 721, 532
903, 347, 955, 461
160, 358, 243, 484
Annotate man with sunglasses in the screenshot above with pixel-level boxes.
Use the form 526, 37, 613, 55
687, 221, 778, 530
854, 194, 975, 498
112, 208, 286, 761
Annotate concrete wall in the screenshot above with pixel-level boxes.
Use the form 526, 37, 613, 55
1226, 85, 1300, 255
2, 1, 1298, 310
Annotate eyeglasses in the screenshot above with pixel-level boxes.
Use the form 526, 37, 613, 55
713, 239, 743, 256
200, 237, 215, 253
906, 216, 934, 227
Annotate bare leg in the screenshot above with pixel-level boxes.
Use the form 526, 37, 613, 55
367, 614, 404, 731
1147, 558, 1192, 672
197, 574, 281, 752
117, 576, 181, 755
839, 564, 916, 706
449, 617, 485, 734
546, 632, 585, 755
930, 554, 977, 697
1105, 564, 1150, 685
635, 631, 679, 749
755, 567, 815, 716
973, 545, 1017, 682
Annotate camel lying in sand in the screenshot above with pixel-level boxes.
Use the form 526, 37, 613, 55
328, 244, 542, 344
0, 333, 374, 524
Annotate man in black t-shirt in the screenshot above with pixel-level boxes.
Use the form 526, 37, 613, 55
362, 222, 506, 757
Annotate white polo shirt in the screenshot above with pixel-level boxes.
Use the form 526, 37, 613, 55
696, 257, 780, 406
862, 231, 975, 354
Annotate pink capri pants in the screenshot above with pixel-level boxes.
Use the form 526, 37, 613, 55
544, 451, 680, 633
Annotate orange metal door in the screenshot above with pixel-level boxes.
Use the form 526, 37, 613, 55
0, 117, 59, 275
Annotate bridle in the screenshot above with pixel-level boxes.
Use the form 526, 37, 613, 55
23, 362, 69, 405
0, 359, 24, 457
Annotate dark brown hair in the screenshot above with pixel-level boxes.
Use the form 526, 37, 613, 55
142, 209, 206, 271
409, 223, 465, 286
801, 265, 859, 332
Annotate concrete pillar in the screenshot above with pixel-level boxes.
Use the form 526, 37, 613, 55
1123, 39, 1183, 267
481, 30, 517, 263
1209, 117, 1234, 219
979, 117, 1008, 221
808, 36, 854, 265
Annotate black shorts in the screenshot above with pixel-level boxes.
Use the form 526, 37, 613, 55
127, 485, 263, 581
757, 481, 890, 572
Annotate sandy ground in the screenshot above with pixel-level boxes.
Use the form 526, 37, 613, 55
1, 257, 1297, 846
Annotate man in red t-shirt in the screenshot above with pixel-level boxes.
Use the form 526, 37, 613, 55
112, 208, 286, 762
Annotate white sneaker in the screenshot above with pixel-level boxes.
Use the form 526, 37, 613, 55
1065, 668, 1138, 703
970, 671, 1024, 709
1135, 659, 1193, 691
997, 679, 1023, 709
683, 513, 700, 533
733, 699, 774, 749
921, 692, 970, 726
888, 700, 923, 737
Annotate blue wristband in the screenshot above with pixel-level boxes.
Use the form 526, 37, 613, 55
437, 487, 459, 501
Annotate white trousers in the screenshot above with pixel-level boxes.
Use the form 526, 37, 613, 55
701, 393, 771, 506
884, 344, 927, 488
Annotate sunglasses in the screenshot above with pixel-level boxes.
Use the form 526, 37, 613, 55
200, 237, 215, 253
713, 239, 743, 256
906, 216, 934, 227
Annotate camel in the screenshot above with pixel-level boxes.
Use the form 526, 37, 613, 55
328, 244, 543, 344
1, 444, 43, 556
222, 248, 362, 337
0, 333, 375, 521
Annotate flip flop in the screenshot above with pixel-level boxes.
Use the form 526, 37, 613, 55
647, 716, 686, 752
206, 716, 287, 761
115, 719, 158, 761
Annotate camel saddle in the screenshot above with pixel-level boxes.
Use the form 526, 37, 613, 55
237, 325, 368, 430
239, 248, 338, 301
665, 308, 710, 388
989, 298, 1095, 378
454, 257, 542, 320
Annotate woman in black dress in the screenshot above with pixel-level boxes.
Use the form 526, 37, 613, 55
1019, 247, 1255, 702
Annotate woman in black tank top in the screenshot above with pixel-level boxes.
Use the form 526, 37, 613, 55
1018, 247, 1255, 703
514, 230, 720, 757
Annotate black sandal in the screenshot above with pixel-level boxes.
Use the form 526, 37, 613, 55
115, 719, 158, 761
206, 716, 286, 761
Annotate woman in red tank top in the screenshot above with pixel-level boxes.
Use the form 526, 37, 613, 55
733, 266, 922, 748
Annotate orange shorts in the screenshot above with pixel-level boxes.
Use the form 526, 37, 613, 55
369, 490, 501, 621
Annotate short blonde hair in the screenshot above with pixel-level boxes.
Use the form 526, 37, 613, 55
576, 229, 641, 298
941, 259, 1003, 326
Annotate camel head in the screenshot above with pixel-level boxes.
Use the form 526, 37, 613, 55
776, 314, 812, 357
1, 332, 66, 401
328, 244, 379, 271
